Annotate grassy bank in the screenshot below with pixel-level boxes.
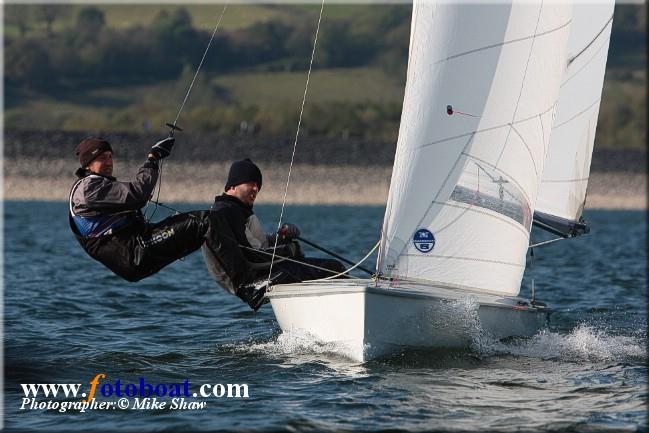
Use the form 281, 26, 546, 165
5, 67, 405, 139
5, 68, 646, 148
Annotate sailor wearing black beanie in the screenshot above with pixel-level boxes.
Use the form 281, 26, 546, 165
204, 158, 345, 311
225, 158, 263, 191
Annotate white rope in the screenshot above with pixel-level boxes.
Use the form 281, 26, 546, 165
172, 3, 229, 127
266, 0, 325, 286
307, 240, 380, 282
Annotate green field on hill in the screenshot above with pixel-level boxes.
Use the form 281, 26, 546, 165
4, 3, 646, 148
4, 4, 304, 37
3, 4, 387, 38
5, 66, 405, 138
214, 67, 404, 106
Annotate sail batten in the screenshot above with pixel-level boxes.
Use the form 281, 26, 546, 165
567, 14, 613, 65
437, 17, 571, 65
378, 1, 574, 296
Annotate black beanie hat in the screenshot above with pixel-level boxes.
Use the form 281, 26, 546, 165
225, 158, 262, 191
75, 137, 113, 168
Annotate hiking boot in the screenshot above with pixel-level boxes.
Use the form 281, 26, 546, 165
236, 280, 270, 312
237, 272, 284, 311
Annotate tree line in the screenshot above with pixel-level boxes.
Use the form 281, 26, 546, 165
5, 5, 411, 92
5, 4, 644, 93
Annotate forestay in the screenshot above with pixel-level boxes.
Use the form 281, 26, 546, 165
378, 1, 572, 296
536, 1, 614, 222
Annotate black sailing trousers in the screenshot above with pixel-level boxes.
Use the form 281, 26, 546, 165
80, 211, 210, 282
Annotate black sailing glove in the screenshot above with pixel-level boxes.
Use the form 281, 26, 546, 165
278, 223, 300, 241
150, 137, 175, 160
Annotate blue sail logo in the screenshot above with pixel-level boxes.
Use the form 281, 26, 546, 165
413, 229, 435, 253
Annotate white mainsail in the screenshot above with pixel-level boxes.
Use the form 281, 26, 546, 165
536, 2, 614, 222
378, 2, 573, 296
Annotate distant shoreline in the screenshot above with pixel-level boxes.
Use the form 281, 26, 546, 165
4, 128, 646, 209
4, 158, 646, 210
4, 128, 647, 173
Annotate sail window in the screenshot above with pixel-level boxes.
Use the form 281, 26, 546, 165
450, 161, 532, 229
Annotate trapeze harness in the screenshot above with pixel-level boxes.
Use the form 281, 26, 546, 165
68, 175, 137, 239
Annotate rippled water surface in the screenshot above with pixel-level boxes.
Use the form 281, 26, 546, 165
4, 202, 647, 432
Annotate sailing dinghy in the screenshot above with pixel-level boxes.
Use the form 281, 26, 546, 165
267, 1, 613, 362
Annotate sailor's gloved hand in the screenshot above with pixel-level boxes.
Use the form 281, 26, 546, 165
278, 223, 300, 241
149, 137, 175, 160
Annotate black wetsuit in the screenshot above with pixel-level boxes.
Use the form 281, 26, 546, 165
203, 194, 345, 295
69, 158, 209, 282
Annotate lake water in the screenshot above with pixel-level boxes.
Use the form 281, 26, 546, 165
4, 201, 647, 432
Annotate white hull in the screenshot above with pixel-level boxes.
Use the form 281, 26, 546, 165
267, 279, 549, 362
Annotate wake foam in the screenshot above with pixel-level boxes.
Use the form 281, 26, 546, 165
482, 324, 647, 363
437, 297, 646, 364
227, 329, 366, 364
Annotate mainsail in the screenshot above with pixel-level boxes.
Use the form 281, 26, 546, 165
378, 2, 573, 296
535, 1, 614, 232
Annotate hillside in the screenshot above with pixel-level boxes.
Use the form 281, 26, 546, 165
4, 3, 646, 149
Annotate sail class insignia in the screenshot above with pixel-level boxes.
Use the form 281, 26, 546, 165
413, 229, 436, 253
